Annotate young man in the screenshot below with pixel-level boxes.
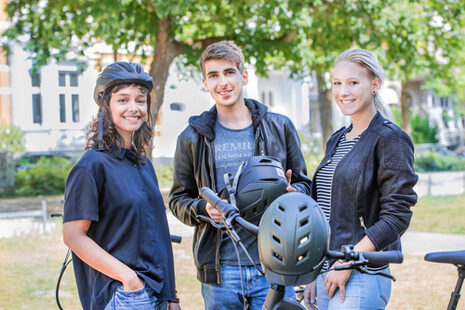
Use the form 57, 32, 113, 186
169, 41, 311, 310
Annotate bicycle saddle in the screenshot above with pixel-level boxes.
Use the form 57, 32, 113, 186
425, 250, 465, 266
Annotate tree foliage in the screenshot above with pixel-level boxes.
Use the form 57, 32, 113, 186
0, 125, 24, 154
5, 0, 465, 148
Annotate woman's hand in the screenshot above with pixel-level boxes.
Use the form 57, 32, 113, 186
122, 273, 144, 292
324, 260, 352, 302
304, 282, 318, 310
286, 169, 297, 192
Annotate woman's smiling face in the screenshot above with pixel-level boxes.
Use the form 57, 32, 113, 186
109, 84, 147, 148
332, 60, 379, 118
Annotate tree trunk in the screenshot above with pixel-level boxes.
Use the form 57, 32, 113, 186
149, 18, 184, 125
400, 81, 412, 136
147, 18, 183, 159
316, 73, 333, 151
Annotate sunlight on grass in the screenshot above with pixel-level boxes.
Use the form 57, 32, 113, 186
409, 194, 465, 234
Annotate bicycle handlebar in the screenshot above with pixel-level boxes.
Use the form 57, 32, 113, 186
200, 187, 259, 236
200, 186, 403, 266
327, 249, 403, 265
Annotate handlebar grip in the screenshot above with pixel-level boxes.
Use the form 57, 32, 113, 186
361, 251, 403, 265
200, 187, 239, 217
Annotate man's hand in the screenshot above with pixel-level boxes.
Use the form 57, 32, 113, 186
206, 202, 224, 223
286, 169, 297, 192
168, 302, 181, 310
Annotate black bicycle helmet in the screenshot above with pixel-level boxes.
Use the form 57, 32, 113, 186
258, 192, 329, 286
93, 62, 153, 104
225, 156, 288, 221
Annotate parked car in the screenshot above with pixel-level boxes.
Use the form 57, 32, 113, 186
15, 151, 76, 170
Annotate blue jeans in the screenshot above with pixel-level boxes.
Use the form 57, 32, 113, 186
104, 283, 167, 310
201, 265, 296, 310
316, 267, 392, 310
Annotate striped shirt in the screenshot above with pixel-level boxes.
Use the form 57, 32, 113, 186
315, 130, 360, 270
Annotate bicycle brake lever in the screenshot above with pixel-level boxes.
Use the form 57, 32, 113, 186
196, 215, 226, 229
221, 215, 241, 243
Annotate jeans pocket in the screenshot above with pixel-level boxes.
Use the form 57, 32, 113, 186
115, 282, 148, 297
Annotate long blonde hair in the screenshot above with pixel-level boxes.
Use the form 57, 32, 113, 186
335, 48, 392, 120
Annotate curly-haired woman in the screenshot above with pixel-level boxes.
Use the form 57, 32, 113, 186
63, 62, 180, 310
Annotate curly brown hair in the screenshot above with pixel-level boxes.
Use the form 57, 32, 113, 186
86, 83, 153, 164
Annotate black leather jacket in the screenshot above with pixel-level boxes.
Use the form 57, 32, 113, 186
313, 112, 418, 260
169, 99, 311, 284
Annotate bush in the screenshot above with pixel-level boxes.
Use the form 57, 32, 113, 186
392, 107, 439, 144
414, 151, 465, 172
15, 157, 74, 196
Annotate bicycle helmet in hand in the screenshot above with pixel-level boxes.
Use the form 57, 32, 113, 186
93, 62, 153, 104
258, 192, 329, 286
225, 156, 288, 221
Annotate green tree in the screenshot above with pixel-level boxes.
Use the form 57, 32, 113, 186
5, 0, 307, 123
0, 125, 24, 154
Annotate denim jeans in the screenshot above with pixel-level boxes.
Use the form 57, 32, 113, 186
316, 267, 392, 310
104, 283, 167, 310
201, 265, 296, 310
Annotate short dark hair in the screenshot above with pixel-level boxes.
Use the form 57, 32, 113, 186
199, 41, 245, 78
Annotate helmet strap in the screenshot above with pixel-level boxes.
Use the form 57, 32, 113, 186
224, 161, 246, 207
97, 110, 104, 150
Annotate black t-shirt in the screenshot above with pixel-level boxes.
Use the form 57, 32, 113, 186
64, 148, 176, 310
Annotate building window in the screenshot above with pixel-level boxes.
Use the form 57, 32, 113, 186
30, 71, 41, 87
261, 91, 274, 107
59, 94, 66, 123
58, 70, 81, 123
32, 94, 42, 124
72, 94, 80, 122
169, 102, 185, 112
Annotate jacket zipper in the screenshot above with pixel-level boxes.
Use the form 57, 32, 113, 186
359, 216, 367, 231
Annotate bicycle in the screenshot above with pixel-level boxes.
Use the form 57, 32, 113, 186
51, 212, 182, 310
425, 250, 465, 310
199, 187, 403, 310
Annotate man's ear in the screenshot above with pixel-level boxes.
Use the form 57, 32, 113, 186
242, 70, 249, 86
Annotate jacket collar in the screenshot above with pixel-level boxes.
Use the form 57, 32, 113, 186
328, 111, 386, 155
188, 98, 268, 140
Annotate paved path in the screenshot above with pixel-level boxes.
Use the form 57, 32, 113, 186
167, 212, 465, 256
401, 231, 465, 255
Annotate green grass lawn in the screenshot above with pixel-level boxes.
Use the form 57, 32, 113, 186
0, 193, 463, 309
409, 193, 465, 234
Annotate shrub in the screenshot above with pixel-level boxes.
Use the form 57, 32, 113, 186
414, 151, 465, 172
392, 107, 438, 144
15, 157, 74, 196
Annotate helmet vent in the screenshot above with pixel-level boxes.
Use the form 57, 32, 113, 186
273, 252, 283, 262
297, 254, 307, 262
261, 178, 279, 182
259, 158, 273, 163
300, 218, 309, 227
299, 235, 309, 245
274, 218, 282, 227
278, 205, 285, 212
299, 205, 308, 212
272, 234, 281, 244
